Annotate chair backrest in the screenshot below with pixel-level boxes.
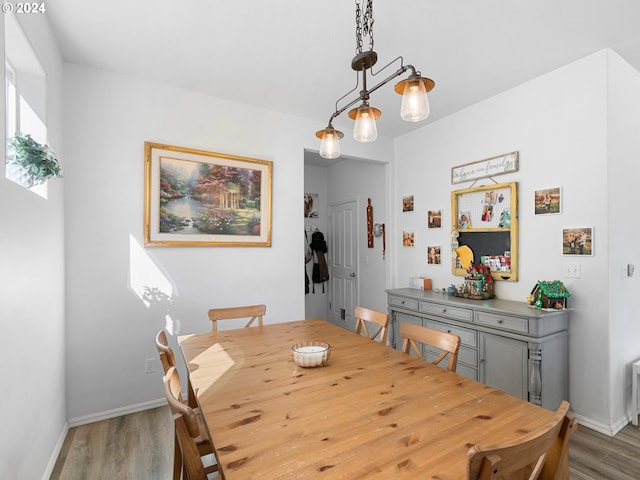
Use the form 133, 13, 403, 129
539, 412, 578, 480
400, 322, 461, 372
155, 329, 176, 374
207, 304, 266, 332
163, 367, 208, 480
467, 400, 571, 480
354, 306, 390, 344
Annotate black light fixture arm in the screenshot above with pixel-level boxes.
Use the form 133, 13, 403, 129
326, 55, 416, 126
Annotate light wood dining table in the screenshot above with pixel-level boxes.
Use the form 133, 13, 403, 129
178, 318, 564, 479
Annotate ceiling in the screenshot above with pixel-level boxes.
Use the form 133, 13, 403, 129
45, 0, 640, 144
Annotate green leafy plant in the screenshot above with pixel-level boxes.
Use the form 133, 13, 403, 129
6, 133, 62, 185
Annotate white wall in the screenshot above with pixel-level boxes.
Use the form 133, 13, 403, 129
0, 14, 66, 480
392, 49, 640, 434
62, 63, 393, 422
607, 52, 640, 427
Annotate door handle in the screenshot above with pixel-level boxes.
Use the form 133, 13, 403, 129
350, 272, 356, 277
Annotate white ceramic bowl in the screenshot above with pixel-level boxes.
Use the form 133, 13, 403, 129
291, 341, 331, 368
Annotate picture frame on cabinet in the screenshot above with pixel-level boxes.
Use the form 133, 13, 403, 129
144, 141, 272, 247
562, 227, 593, 256
534, 187, 561, 215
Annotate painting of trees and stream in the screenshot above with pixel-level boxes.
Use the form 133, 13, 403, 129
144, 142, 272, 247
159, 158, 263, 235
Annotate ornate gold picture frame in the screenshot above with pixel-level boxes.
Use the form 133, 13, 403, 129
144, 142, 272, 247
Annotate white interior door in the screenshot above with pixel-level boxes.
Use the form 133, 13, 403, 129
328, 199, 358, 326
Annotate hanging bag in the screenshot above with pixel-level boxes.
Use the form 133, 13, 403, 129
310, 231, 329, 293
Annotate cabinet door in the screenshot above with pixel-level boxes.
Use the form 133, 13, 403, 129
479, 332, 528, 400
425, 318, 478, 380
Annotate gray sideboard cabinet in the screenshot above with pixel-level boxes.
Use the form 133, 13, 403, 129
386, 288, 569, 411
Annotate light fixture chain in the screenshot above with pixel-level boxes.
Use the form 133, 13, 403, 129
364, 0, 374, 51
355, 0, 375, 54
355, 0, 362, 54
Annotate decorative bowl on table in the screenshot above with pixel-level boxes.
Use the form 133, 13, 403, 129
291, 341, 331, 367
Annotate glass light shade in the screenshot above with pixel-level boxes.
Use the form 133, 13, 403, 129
319, 129, 341, 159
353, 106, 378, 142
400, 77, 430, 122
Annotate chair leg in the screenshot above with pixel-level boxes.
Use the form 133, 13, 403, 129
173, 432, 182, 480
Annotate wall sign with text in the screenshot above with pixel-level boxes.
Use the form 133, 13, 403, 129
451, 151, 519, 184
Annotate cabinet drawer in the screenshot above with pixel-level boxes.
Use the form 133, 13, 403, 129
426, 344, 477, 367
476, 312, 528, 334
419, 302, 473, 322
425, 319, 477, 348
456, 362, 478, 381
389, 295, 419, 310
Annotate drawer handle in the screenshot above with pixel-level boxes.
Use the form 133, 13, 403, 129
497, 320, 504, 324
447, 330, 452, 333
442, 308, 447, 313
401, 300, 406, 304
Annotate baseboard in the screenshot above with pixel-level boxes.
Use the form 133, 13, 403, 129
41, 421, 69, 480
573, 412, 631, 437
67, 397, 167, 428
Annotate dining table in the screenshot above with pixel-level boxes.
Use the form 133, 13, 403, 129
178, 318, 565, 479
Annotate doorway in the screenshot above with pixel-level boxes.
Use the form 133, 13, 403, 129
303, 150, 388, 322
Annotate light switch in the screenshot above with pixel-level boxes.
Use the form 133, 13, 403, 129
564, 263, 580, 278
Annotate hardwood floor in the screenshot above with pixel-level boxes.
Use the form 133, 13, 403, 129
569, 422, 640, 480
50, 407, 174, 480
49, 406, 640, 479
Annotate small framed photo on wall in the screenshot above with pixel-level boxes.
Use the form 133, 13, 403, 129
428, 210, 442, 228
402, 230, 415, 247
402, 195, 414, 212
428, 246, 441, 264
562, 227, 593, 256
534, 187, 561, 215
304, 193, 319, 218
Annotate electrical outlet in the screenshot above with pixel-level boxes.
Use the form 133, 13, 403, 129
144, 357, 155, 374
564, 263, 580, 278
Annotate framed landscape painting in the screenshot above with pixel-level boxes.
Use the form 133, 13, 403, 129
144, 142, 272, 247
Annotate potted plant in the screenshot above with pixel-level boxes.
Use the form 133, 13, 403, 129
6, 133, 62, 187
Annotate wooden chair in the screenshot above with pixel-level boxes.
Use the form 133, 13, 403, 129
155, 329, 197, 408
467, 400, 571, 480
207, 304, 266, 332
163, 366, 220, 480
400, 322, 461, 372
539, 412, 578, 480
354, 306, 390, 344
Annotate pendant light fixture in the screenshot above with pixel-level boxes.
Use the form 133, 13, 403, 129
315, 0, 435, 159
